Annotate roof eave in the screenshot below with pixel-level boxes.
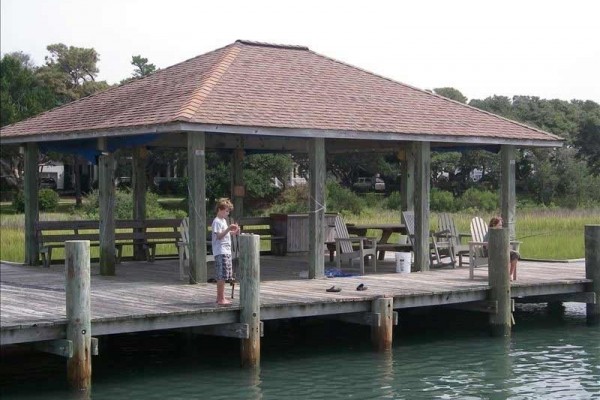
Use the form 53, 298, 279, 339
0, 122, 563, 149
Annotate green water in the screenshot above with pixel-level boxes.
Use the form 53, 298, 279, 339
1, 303, 598, 399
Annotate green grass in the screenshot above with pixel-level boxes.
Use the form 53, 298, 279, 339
1, 202, 598, 263
344, 208, 600, 260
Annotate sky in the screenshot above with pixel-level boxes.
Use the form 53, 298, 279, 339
1, 0, 599, 103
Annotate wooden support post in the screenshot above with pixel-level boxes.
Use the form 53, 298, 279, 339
65, 240, 92, 393
132, 147, 148, 260
488, 228, 511, 336
401, 142, 415, 212
500, 145, 517, 239
585, 225, 600, 326
187, 132, 207, 284
24, 143, 39, 265
232, 147, 245, 220
98, 150, 116, 275
371, 296, 394, 351
414, 141, 430, 271
308, 138, 325, 279
239, 234, 261, 367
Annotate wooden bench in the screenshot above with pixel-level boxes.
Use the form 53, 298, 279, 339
36, 219, 182, 267
237, 216, 287, 255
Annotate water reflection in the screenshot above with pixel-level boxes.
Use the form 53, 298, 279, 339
1, 304, 598, 399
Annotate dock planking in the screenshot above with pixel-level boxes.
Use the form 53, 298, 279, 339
0, 256, 589, 345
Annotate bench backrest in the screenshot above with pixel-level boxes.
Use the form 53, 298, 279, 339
37, 219, 182, 244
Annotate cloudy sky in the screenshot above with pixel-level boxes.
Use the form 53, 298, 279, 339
2, 0, 599, 102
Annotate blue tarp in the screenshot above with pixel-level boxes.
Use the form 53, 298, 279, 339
39, 134, 158, 162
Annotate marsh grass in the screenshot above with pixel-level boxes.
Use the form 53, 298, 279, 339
346, 208, 600, 260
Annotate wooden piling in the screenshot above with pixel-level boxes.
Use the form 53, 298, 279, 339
585, 225, 600, 326
239, 234, 261, 367
65, 240, 92, 393
488, 228, 511, 337
371, 296, 393, 351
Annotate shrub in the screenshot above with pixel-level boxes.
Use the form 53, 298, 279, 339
385, 191, 402, 210
430, 188, 456, 212
38, 189, 59, 211
80, 189, 175, 219
269, 185, 310, 214
326, 180, 366, 215
458, 188, 498, 212
12, 191, 24, 213
11, 189, 59, 212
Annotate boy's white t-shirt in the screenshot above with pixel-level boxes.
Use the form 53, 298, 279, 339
211, 217, 231, 256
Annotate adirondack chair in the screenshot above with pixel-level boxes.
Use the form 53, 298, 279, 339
402, 211, 455, 267
438, 213, 470, 267
178, 217, 239, 281
333, 215, 377, 275
468, 216, 521, 279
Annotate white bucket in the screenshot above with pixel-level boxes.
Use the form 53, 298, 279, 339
395, 252, 411, 273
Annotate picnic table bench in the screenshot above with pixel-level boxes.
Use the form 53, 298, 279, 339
36, 219, 182, 267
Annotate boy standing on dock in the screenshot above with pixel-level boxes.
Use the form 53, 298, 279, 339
212, 198, 240, 305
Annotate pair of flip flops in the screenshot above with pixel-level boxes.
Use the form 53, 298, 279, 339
326, 284, 368, 292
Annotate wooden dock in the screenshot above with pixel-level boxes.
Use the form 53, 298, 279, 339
0, 256, 591, 346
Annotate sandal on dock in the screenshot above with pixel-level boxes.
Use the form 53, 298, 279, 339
326, 286, 342, 293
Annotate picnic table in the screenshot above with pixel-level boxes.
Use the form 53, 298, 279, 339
346, 223, 409, 260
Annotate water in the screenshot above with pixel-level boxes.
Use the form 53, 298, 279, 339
1, 303, 598, 399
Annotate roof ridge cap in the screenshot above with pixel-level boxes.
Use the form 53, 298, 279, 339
235, 39, 309, 51
173, 44, 242, 121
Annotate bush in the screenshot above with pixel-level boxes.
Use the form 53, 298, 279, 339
38, 189, 59, 211
326, 180, 366, 215
385, 191, 402, 210
268, 185, 310, 214
80, 189, 177, 219
458, 188, 498, 212
11, 189, 59, 212
430, 188, 456, 212
12, 191, 24, 213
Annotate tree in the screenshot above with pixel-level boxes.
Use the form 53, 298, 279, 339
37, 43, 109, 101
0, 52, 60, 190
434, 87, 467, 103
575, 113, 600, 175
131, 55, 156, 78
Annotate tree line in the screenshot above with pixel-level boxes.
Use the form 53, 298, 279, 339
1, 44, 599, 209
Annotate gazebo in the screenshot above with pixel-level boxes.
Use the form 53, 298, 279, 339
0, 40, 562, 283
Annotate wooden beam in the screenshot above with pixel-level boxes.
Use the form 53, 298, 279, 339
24, 143, 39, 265
231, 147, 244, 220
585, 225, 600, 325
239, 234, 261, 368
33, 339, 73, 357
500, 145, 517, 239
193, 322, 265, 339
187, 132, 207, 284
414, 141, 430, 271
326, 312, 381, 327
515, 292, 596, 304
132, 147, 148, 260
488, 228, 511, 336
371, 297, 394, 351
448, 301, 499, 313
401, 142, 415, 212
65, 240, 92, 393
308, 138, 325, 279
98, 151, 116, 275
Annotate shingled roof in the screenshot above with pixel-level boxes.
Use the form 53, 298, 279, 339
0, 40, 561, 146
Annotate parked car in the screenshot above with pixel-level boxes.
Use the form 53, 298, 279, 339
352, 177, 385, 192
39, 177, 57, 190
